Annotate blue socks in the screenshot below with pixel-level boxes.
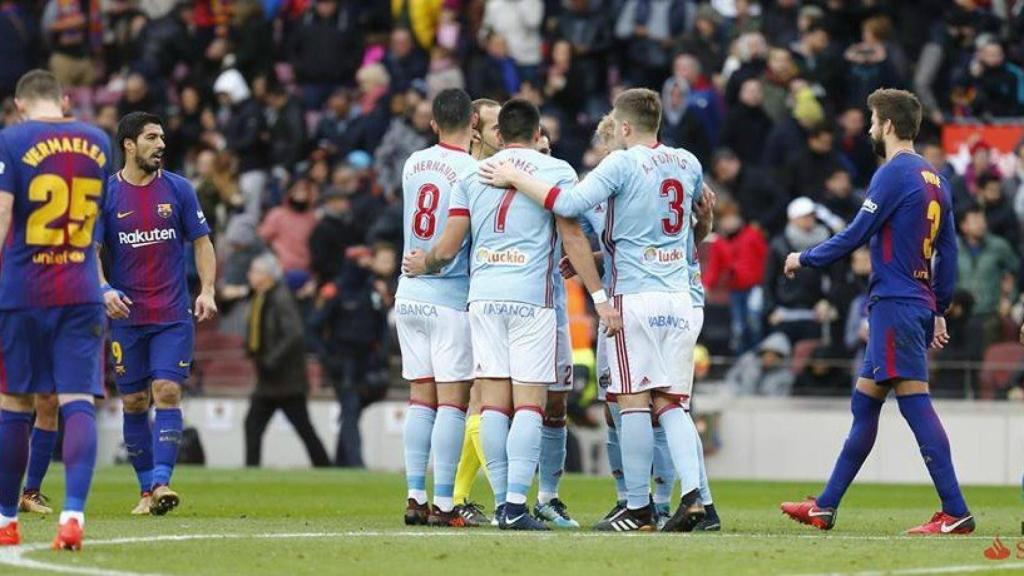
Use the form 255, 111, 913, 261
897, 393, 969, 517
506, 407, 543, 506
60, 401, 97, 514
620, 409, 654, 510
652, 423, 676, 506
152, 408, 183, 487
431, 405, 466, 512
0, 410, 32, 519
606, 403, 626, 502
538, 421, 566, 504
123, 411, 154, 494
403, 403, 435, 503
24, 427, 58, 493
657, 405, 701, 496
817, 390, 883, 509
480, 408, 510, 508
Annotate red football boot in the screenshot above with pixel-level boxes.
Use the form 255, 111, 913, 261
0, 522, 21, 546
905, 512, 975, 535
780, 497, 836, 531
52, 519, 84, 551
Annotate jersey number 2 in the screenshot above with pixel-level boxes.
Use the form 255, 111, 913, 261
660, 178, 685, 236
412, 183, 440, 240
26, 174, 102, 247
922, 200, 940, 259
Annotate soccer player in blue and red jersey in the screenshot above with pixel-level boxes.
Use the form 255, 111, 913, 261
780, 89, 973, 535
0, 69, 112, 550
97, 112, 217, 516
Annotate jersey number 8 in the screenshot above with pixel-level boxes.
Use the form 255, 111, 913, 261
26, 174, 102, 248
412, 183, 440, 240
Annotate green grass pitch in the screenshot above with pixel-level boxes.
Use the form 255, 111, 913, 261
2, 466, 1023, 575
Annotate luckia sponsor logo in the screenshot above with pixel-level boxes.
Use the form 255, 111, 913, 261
642, 246, 685, 265
475, 247, 528, 266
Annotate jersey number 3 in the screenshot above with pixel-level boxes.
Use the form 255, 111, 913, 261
922, 199, 940, 259
412, 183, 440, 240
660, 178, 685, 236
26, 174, 102, 247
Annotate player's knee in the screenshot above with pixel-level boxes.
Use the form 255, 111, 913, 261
122, 390, 151, 413
151, 380, 182, 408
33, 394, 60, 428
1, 394, 34, 413
409, 382, 438, 406
545, 394, 567, 420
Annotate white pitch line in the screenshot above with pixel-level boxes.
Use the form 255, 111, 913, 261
786, 560, 1024, 576
0, 531, 1009, 576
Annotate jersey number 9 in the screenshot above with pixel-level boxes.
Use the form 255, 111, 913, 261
26, 174, 102, 248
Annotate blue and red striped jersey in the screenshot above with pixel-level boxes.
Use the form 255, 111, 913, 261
800, 151, 957, 313
100, 169, 210, 326
0, 119, 112, 309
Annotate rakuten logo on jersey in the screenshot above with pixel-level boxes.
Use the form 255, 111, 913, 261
118, 228, 178, 248
475, 247, 528, 266
642, 247, 685, 265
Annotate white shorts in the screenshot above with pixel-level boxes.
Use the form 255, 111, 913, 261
395, 298, 473, 383
468, 301, 557, 384
596, 331, 611, 401
607, 291, 697, 398
551, 319, 574, 392
675, 307, 704, 409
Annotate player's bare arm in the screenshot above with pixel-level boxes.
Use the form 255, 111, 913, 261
193, 235, 218, 322
95, 244, 133, 319
0, 191, 12, 249
403, 215, 470, 276
694, 184, 716, 243
556, 216, 621, 337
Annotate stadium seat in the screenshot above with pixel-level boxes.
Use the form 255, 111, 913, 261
978, 342, 1024, 399
790, 339, 822, 376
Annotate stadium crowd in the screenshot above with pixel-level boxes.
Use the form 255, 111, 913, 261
3, 0, 1023, 450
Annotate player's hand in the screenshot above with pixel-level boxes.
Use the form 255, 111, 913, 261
783, 252, 802, 279
931, 316, 950, 350
402, 249, 427, 277
596, 301, 622, 337
103, 286, 132, 320
479, 161, 518, 189
698, 185, 717, 215
194, 290, 218, 322
558, 256, 577, 279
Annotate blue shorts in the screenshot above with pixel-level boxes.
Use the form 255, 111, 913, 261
0, 304, 106, 396
111, 321, 195, 394
859, 300, 934, 384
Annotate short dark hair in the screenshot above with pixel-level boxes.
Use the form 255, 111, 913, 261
613, 88, 661, 134
976, 171, 1001, 190
957, 201, 983, 227
432, 88, 472, 132
15, 69, 63, 103
867, 88, 922, 141
807, 122, 833, 139
497, 98, 540, 144
116, 112, 163, 154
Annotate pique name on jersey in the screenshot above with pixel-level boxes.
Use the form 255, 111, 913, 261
642, 247, 685, 265
407, 159, 459, 186
396, 302, 438, 317
648, 315, 690, 331
481, 302, 537, 318
119, 227, 178, 248
475, 247, 528, 266
21, 136, 107, 168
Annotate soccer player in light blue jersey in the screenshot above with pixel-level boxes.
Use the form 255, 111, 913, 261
395, 89, 479, 528
481, 89, 707, 532
404, 99, 620, 531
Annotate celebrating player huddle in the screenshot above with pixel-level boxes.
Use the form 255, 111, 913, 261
400, 87, 718, 531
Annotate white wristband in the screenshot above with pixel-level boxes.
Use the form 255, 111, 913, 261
591, 289, 608, 305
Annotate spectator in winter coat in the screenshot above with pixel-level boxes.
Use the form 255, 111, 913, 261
967, 39, 1023, 119
957, 206, 1019, 353
288, 0, 362, 110
384, 27, 429, 93
704, 200, 768, 353
660, 76, 711, 167
719, 78, 773, 168
374, 100, 434, 199
975, 172, 1020, 253
259, 178, 319, 291
482, 0, 544, 84
783, 123, 845, 202
710, 148, 788, 236
763, 197, 834, 345
264, 83, 308, 174
244, 253, 330, 468
214, 69, 270, 217
726, 332, 795, 397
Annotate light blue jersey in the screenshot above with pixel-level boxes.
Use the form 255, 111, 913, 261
687, 229, 705, 308
452, 145, 578, 307
396, 143, 477, 310
545, 144, 702, 295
